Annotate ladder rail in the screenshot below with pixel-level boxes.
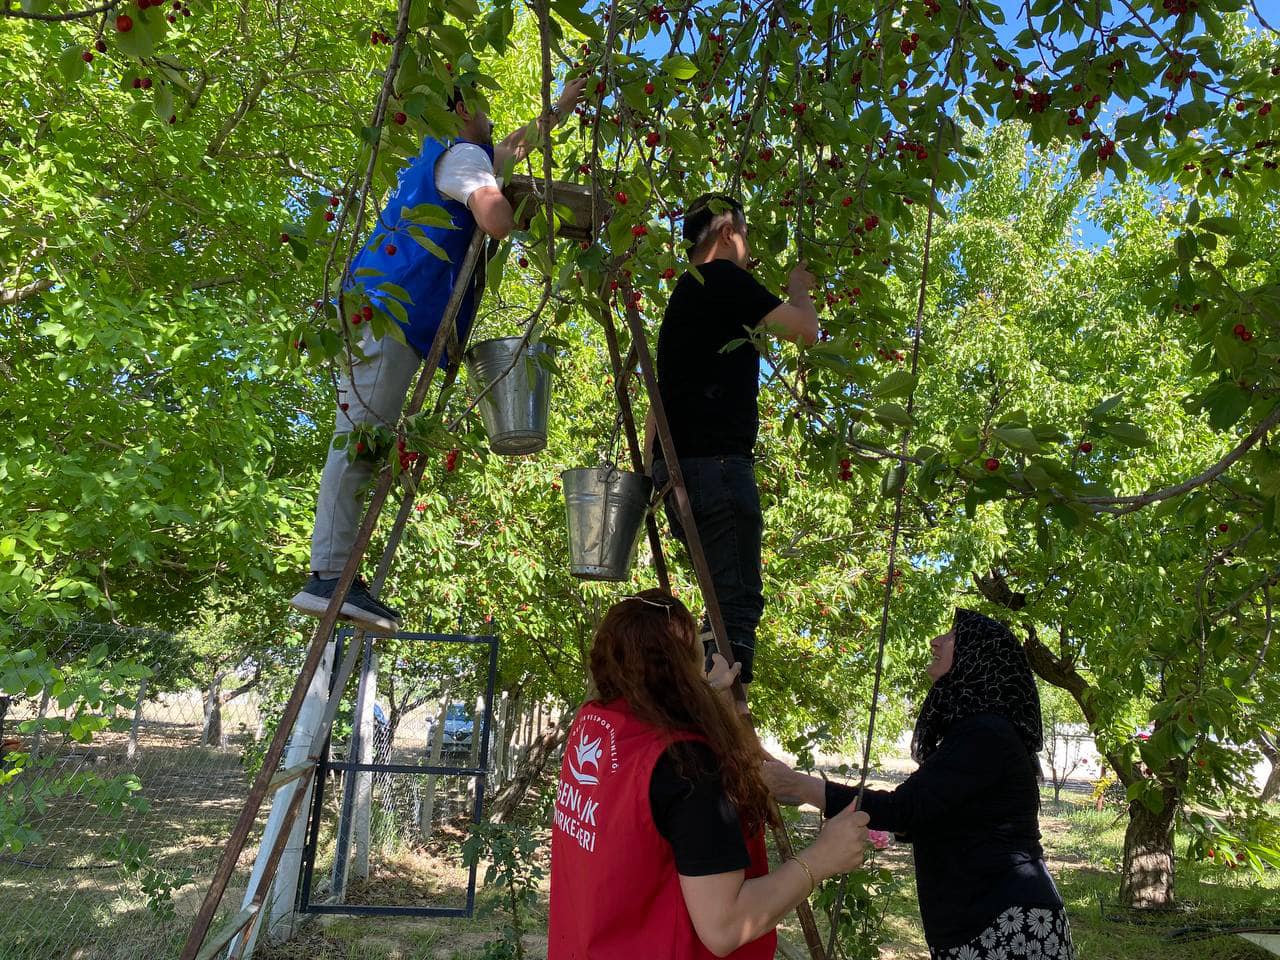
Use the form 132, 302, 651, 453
597, 296, 671, 592
619, 280, 828, 960
180, 229, 487, 960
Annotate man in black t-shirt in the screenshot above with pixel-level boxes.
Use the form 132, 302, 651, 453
647, 193, 819, 685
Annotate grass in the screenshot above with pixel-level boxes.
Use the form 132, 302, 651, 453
3, 739, 1275, 960
251, 790, 1279, 960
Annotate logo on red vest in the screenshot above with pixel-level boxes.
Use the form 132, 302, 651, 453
568, 732, 604, 785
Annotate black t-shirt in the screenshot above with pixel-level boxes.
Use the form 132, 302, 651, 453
825, 713, 1062, 949
655, 259, 783, 459
648, 741, 750, 876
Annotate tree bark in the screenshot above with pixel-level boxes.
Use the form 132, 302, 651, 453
489, 709, 573, 823
1258, 735, 1280, 803
1119, 785, 1179, 908
201, 676, 225, 748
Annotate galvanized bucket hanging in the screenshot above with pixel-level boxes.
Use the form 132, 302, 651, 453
463, 337, 554, 455
561, 465, 653, 581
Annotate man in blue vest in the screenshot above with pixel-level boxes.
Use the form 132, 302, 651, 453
291, 78, 588, 632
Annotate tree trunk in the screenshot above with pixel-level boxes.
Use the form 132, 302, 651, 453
489, 709, 573, 823
127, 678, 148, 761
201, 677, 225, 748
1119, 786, 1179, 908
1257, 736, 1279, 803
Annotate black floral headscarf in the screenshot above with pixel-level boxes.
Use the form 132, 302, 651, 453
910, 608, 1043, 764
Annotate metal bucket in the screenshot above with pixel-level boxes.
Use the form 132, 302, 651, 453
561, 466, 653, 581
463, 337, 554, 455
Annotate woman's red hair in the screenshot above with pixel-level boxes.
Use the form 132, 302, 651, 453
589, 589, 775, 832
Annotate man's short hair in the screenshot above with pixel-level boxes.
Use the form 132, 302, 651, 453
682, 193, 746, 251
445, 86, 466, 113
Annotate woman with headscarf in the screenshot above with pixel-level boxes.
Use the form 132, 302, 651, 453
763, 609, 1075, 960
548, 589, 871, 959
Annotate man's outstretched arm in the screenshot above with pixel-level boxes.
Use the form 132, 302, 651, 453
493, 77, 589, 173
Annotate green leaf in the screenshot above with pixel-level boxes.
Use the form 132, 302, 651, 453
872, 402, 913, 428
1101, 422, 1151, 447
58, 46, 87, 85
663, 55, 698, 80
871, 370, 917, 399
407, 226, 450, 261
399, 202, 456, 229
375, 282, 414, 305
994, 426, 1043, 454
1197, 216, 1240, 236
152, 83, 174, 123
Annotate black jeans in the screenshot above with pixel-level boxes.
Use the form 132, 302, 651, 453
652, 456, 764, 683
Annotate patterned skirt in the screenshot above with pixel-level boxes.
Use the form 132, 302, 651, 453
930, 905, 1075, 960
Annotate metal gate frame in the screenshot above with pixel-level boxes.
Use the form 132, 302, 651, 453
298, 628, 499, 919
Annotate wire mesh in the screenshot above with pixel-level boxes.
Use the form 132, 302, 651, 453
0, 620, 267, 960
0, 621, 563, 959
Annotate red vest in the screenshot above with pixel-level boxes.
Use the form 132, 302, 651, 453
547, 699, 777, 960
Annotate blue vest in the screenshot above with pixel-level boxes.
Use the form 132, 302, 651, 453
348, 138, 492, 366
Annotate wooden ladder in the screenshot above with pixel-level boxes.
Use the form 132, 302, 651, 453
180, 222, 826, 960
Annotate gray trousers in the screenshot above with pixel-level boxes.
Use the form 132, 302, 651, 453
310, 332, 422, 577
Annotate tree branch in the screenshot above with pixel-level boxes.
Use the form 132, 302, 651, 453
0, 277, 53, 307
1081, 405, 1280, 514
2, 0, 116, 21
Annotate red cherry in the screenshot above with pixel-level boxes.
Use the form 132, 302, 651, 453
140, 76, 152, 89
841, 197, 852, 207
361, 305, 374, 321
631, 224, 648, 237
280, 232, 290, 243
759, 148, 774, 161
323, 211, 334, 222
595, 81, 606, 95
95, 38, 107, 52
984, 457, 1000, 472
167, 13, 176, 22
355, 441, 367, 453
168, 114, 176, 124
577, 163, 590, 174
661, 267, 675, 280
1241, 330, 1254, 342
1233, 323, 1247, 336
645, 131, 661, 147
1264, 102, 1276, 116
393, 112, 407, 125
384, 243, 397, 256
518, 256, 529, 268
644, 81, 655, 95
340, 402, 350, 412
115, 13, 133, 31
1218, 522, 1230, 533
330, 196, 341, 207
615, 191, 628, 204
1078, 441, 1093, 453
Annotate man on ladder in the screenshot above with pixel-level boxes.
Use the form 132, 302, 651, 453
648, 193, 819, 687
291, 77, 589, 632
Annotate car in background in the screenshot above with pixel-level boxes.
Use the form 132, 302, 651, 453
439, 702, 474, 763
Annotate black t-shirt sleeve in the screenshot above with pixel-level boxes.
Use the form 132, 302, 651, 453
649, 742, 750, 877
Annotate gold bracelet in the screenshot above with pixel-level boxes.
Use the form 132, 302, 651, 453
791, 855, 816, 896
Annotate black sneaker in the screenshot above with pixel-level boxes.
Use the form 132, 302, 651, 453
290, 574, 402, 632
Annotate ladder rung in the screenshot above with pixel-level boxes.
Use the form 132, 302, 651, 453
194, 905, 261, 960
267, 761, 316, 793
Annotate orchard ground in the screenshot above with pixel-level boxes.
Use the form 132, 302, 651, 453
253, 782, 1280, 960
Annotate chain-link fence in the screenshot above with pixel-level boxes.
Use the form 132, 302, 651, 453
0, 621, 563, 960
0, 620, 268, 960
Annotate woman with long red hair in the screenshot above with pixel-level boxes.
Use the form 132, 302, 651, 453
548, 590, 869, 959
